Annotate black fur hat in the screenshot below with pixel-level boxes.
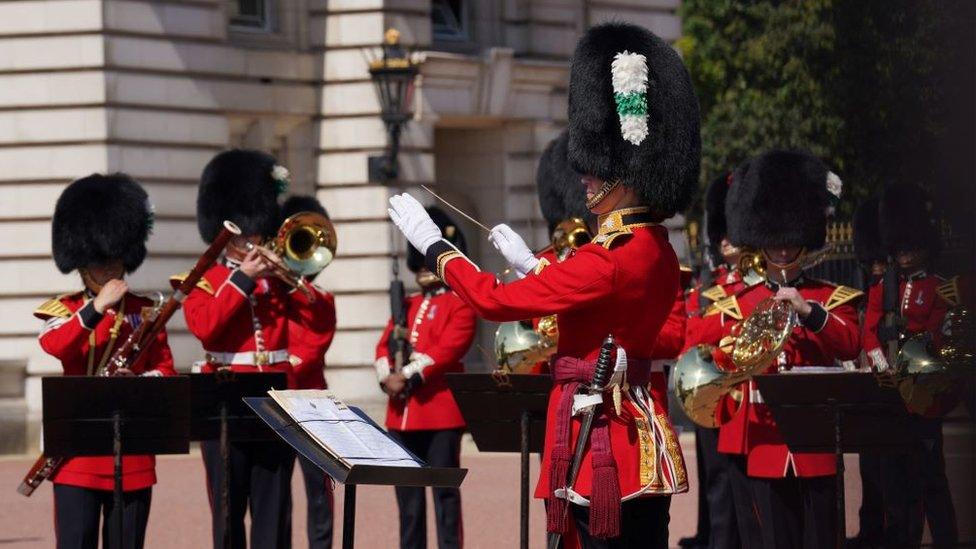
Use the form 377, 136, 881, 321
704, 172, 731, 264
879, 183, 940, 256
406, 207, 467, 273
536, 131, 593, 234
197, 149, 285, 243
281, 194, 329, 220
567, 22, 700, 217
726, 150, 832, 250
852, 196, 885, 265
52, 173, 152, 274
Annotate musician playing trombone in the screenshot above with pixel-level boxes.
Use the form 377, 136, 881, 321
176, 150, 334, 549
700, 150, 863, 549
389, 22, 697, 548
37, 174, 176, 549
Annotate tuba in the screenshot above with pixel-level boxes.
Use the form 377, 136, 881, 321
672, 298, 797, 428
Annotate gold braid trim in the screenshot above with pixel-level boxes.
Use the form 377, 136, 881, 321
435, 250, 462, 281
825, 285, 863, 311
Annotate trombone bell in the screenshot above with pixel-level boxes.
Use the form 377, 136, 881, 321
273, 212, 337, 277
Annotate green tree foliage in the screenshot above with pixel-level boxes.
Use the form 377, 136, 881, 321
678, 0, 952, 216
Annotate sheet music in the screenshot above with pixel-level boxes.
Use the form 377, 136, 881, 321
269, 389, 420, 468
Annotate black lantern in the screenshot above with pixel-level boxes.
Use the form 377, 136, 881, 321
368, 28, 419, 183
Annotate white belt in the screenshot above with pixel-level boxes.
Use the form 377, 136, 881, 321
748, 381, 764, 404
205, 349, 289, 366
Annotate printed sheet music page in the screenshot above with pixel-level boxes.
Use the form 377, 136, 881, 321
269, 389, 420, 468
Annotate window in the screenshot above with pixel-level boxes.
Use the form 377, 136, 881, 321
229, 0, 273, 32
431, 0, 467, 42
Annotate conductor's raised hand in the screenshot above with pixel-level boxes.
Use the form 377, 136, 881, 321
388, 193, 443, 254
489, 224, 539, 278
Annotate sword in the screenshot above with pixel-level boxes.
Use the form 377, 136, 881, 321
547, 335, 616, 549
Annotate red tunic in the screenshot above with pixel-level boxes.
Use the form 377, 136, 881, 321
288, 285, 337, 390
862, 271, 951, 369
705, 279, 862, 478
428, 208, 688, 501
683, 266, 750, 350
375, 289, 476, 431
176, 262, 334, 389
36, 291, 176, 492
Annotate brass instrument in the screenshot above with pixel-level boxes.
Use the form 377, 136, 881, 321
891, 317, 972, 418
246, 211, 337, 299
495, 316, 558, 373
672, 298, 797, 428
493, 218, 591, 372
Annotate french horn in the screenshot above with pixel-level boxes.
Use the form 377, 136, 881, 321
672, 298, 797, 428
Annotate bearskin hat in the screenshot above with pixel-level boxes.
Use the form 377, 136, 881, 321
879, 183, 940, 257
852, 196, 885, 266
281, 194, 329, 220
726, 150, 832, 250
704, 172, 731, 264
197, 149, 284, 243
52, 173, 152, 274
567, 22, 700, 218
406, 206, 467, 273
536, 131, 594, 234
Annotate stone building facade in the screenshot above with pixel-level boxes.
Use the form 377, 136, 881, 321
0, 0, 685, 421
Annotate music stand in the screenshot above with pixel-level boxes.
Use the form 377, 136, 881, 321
754, 372, 914, 549
446, 373, 551, 549
188, 372, 288, 549
42, 376, 190, 546
245, 397, 467, 549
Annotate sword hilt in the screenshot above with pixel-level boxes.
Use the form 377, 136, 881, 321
592, 334, 614, 391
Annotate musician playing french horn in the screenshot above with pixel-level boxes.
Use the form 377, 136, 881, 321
37, 174, 176, 549
698, 150, 863, 549
860, 183, 958, 548
176, 150, 335, 549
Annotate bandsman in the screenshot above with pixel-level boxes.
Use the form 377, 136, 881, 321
389, 22, 698, 547
39, 174, 176, 549
708, 150, 863, 548
862, 183, 958, 548
178, 149, 334, 548
281, 195, 338, 549
375, 207, 475, 549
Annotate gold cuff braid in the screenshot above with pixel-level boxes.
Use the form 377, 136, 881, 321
435, 250, 462, 280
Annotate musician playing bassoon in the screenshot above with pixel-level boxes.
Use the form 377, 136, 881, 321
703, 150, 863, 549
176, 149, 334, 549
389, 22, 697, 547
37, 174, 176, 549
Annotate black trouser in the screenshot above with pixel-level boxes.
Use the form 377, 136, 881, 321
750, 474, 836, 549
388, 429, 463, 549
54, 484, 152, 549
201, 439, 296, 549
569, 496, 670, 549
297, 454, 334, 549
688, 427, 710, 545
696, 427, 740, 549
726, 455, 763, 549
854, 452, 884, 543
881, 417, 958, 549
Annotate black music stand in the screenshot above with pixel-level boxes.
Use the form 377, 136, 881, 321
447, 373, 551, 549
188, 372, 287, 549
42, 376, 190, 547
754, 372, 914, 549
245, 397, 467, 549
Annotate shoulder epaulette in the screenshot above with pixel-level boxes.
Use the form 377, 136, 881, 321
704, 295, 743, 320
825, 285, 864, 311
700, 285, 727, 303
169, 272, 214, 295
936, 276, 960, 307
594, 229, 634, 249
33, 294, 76, 320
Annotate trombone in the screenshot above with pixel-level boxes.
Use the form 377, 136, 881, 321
245, 211, 338, 300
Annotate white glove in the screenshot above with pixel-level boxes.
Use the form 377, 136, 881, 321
388, 193, 444, 255
489, 224, 539, 278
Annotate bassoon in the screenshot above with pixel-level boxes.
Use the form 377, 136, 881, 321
17, 221, 241, 496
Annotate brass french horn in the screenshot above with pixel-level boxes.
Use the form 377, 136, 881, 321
672, 298, 798, 428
